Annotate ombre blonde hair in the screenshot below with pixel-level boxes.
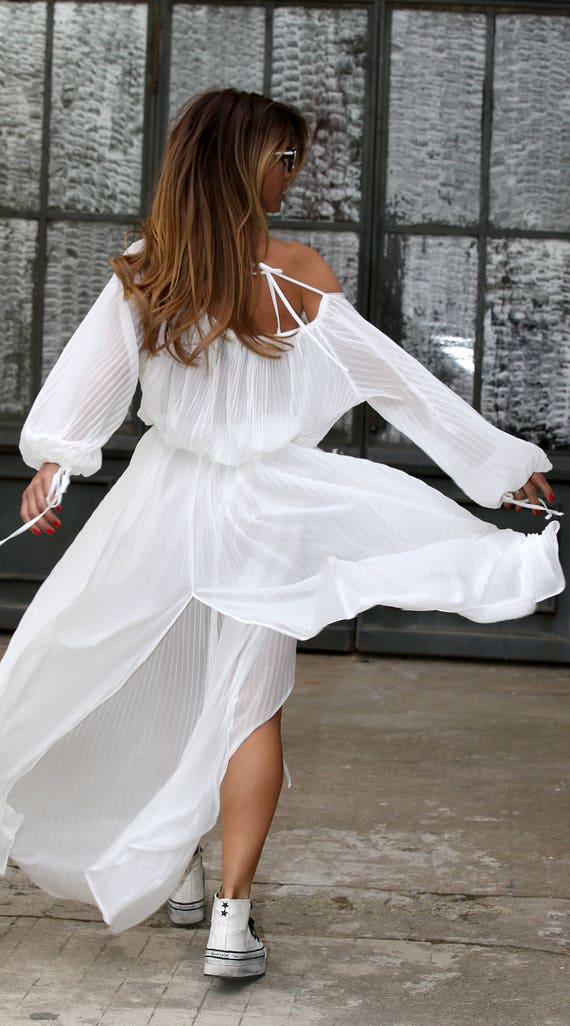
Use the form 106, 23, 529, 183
110, 88, 309, 366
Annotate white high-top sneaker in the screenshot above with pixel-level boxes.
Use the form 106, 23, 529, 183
167, 845, 205, 926
204, 891, 266, 978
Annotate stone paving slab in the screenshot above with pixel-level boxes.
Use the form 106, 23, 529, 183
0, 916, 568, 1026
3, 863, 569, 956
0, 652, 569, 1025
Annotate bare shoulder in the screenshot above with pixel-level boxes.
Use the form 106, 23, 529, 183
291, 243, 342, 292
266, 237, 340, 293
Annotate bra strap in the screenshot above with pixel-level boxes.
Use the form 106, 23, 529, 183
263, 271, 283, 334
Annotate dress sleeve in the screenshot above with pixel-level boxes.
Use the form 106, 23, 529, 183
324, 296, 552, 509
19, 271, 142, 478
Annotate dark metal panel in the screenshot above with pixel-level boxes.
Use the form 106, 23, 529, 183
297, 620, 356, 653
357, 618, 570, 663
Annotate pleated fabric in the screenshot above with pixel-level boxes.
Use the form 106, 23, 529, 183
1, 253, 565, 933
4, 596, 295, 933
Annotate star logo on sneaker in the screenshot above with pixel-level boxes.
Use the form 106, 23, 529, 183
220, 901, 229, 917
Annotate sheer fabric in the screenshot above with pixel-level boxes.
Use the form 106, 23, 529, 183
0, 252, 564, 933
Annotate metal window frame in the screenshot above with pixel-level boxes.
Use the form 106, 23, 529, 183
0, 0, 568, 653
366, 0, 570, 474
0, 0, 155, 450
3, 0, 566, 447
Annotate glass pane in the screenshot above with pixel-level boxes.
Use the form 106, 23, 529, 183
271, 7, 368, 223
0, 219, 37, 417
0, 2, 46, 209
49, 3, 146, 213
169, 5, 265, 118
369, 235, 478, 446
481, 239, 570, 450
273, 228, 359, 305
386, 11, 486, 227
42, 221, 134, 380
490, 16, 570, 231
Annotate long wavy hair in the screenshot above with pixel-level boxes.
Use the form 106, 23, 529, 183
110, 89, 309, 366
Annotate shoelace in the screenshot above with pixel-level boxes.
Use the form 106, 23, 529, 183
502, 492, 564, 521
0, 467, 71, 548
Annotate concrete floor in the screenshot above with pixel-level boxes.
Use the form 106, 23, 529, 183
0, 652, 569, 1026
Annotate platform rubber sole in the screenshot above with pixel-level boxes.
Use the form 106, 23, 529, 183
203, 947, 266, 978
167, 898, 205, 926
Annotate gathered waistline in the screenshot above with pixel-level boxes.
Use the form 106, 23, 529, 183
141, 424, 318, 470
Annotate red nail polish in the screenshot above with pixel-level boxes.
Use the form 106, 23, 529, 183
53, 518, 61, 527
46, 527, 54, 535
56, 505, 62, 511
32, 527, 40, 536
549, 493, 554, 501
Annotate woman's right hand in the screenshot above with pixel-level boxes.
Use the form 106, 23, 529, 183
20, 462, 63, 536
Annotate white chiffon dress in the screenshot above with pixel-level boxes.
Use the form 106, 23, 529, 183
0, 249, 564, 933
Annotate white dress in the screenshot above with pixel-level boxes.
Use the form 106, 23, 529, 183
0, 252, 564, 934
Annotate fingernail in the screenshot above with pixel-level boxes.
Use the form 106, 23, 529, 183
32, 527, 40, 536
549, 493, 554, 501
52, 518, 61, 527
46, 527, 55, 535
56, 505, 62, 511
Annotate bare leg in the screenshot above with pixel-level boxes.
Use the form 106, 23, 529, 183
219, 707, 284, 899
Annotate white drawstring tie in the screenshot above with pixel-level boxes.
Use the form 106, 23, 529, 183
502, 492, 564, 520
257, 262, 354, 377
0, 467, 71, 548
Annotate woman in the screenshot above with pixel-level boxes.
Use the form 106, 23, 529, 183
0, 89, 564, 980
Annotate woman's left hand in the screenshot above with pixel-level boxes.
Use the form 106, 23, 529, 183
503, 471, 555, 513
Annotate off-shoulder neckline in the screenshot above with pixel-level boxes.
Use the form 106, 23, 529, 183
219, 289, 346, 345
272, 289, 346, 341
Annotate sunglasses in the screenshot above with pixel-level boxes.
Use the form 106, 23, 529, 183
275, 148, 298, 173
